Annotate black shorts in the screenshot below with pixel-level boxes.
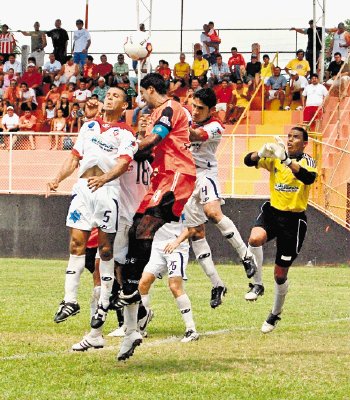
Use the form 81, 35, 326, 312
292, 91, 301, 101
254, 201, 307, 267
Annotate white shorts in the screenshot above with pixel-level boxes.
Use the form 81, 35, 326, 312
113, 217, 131, 264
66, 179, 120, 234
144, 245, 189, 280
215, 102, 227, 112
268, 89, 285, 100
184, 169, 223, 227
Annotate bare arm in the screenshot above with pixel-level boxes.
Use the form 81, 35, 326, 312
164, 228, 190, 254
189, 127, 208, 142
46, 153, 80, 197
138, 133, 162, 152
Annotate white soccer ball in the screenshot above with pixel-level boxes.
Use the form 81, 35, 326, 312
124, 31, 152, 61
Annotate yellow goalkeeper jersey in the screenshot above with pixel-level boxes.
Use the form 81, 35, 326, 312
258, 154, 317, 212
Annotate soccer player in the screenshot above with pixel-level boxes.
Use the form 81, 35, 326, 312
184, 88, 257, 308
139, 216, 199, 343
244, 128, 317, 333
87, 73, 196, 361
46, 87, 137, 331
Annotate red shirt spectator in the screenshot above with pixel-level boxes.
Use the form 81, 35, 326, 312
96, 54, 113, 77
228, 50, 246, 68
216, 81, 232, 104
20, 63, 43, 90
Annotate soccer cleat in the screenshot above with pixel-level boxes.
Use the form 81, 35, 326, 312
90, 303, 109, 329
245, 283, 265, 301
138, 309, 154, 337
261, 312, 281, 334
72, 335, 105, 351
107, 325, 127, 337
110, 289, 141, 309
284, 106, 291, 111
54, 300, 80, 323
210, 286, 227, 308
242, 255, 257, 279
117, 331, 143, 361
296, 105, 303, 111
180, 329, 199, 343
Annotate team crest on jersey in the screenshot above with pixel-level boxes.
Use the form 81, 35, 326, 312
88, 122, 95, 128
69, 210, 81, 223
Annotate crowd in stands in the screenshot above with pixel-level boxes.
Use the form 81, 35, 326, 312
0, 18, 350, 150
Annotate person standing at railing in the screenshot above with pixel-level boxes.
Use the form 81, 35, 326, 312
301, 73, 328, 124
19, 22, 47, 68
72, 19, 91, 69
46, 19, 69, 65
330, 22, 350, 61
244, 128, 317, 333
0, 24, 16, 63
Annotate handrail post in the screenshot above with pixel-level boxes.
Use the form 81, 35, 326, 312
8, 133, 13, 193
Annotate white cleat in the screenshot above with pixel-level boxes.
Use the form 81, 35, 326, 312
296, 105, 303, 111
284, 106, 291, 111
117, 331, 143, 361
138, 309, 154, 337
72, 335, 105, 351
261, 312, 281, 334
180, 329, 199, 343
108, 325, 127, 337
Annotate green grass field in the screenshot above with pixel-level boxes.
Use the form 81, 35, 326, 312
0, 259, 349, 400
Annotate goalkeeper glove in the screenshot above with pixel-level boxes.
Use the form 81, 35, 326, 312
274, 136, 292, 166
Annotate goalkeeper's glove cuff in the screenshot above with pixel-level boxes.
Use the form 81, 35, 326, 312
282, 155, 292, 166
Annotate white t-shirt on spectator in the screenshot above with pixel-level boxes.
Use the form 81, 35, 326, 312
2, 113, 19, 129
21, 88, 38, 105
302, 83, 328, 106
73, 89, 92, 101
289, 75, 308, 91
43, 60, 62, 73
3, 60, 22, 74
73, 29, 91, 52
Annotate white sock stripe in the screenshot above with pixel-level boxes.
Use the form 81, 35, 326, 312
170, 172, 180, 192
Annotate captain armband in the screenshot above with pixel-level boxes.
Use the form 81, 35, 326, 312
294, 167, 317, 185
152, 124, 170, 139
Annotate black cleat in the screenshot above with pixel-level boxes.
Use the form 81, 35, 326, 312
54, 300, 80, 323
261, 312, 281, 333
210, 286, 227, 308
244, 283, 265, 301
90, 304, 109, 329
242, 255, 257, 278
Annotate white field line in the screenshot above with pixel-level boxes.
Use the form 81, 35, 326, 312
1, 317, 349, 362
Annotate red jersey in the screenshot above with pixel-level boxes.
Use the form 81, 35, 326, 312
228, 54, 246, 68
0, 33, 16, 54
96, 62, 113, 77
83, 63, 98, 79
148, 99, 196, 176
216, 87, 232, 104
20, 72, 43, 88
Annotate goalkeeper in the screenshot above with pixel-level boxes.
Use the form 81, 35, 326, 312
243, 127, 317, 333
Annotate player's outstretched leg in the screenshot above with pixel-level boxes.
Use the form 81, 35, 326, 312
117, 304, 142, 361
191, 237, 227, 308
54, 254, 85, 323
72, 327, 105, 351
245, 244, 264, 301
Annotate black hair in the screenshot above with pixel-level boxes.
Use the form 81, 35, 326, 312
87, 55, 94, 62
91, 94, 98, 99
292, 126, 308, 141
311, 73, 319, 78
263, 54, 269, 59
194, 88, 217, 109
215, 53, 222, 58
231, 47, 237, 51
140, 73, 167, 95
334, 52, 342, 57
20, 82, 28, 88
172, 95, 180, 102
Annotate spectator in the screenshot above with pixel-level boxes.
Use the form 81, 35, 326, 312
42, 83, 61, 113
285, 49, 310, 78
83, 55, 98, 89
190, 77, 202, 93
214, 79, 232, 123
68, 102, 83, 133
325, 53, 350, 96
3, 79, 21, 111
19, 22, 47, 67
208, 53, 231, 88
50, 108, 66, 150
73, 80, 91, 110
228, 47, 246, 83
0, 54, 4, 72
207, 21, 221, 50
113, 53, 130, 85
92, 76, 110, 103
183, 87, 195, 107
3, 67, 18, 89
261, 54, 275, 83
19, 82, 38, 111
169, 53, 191, 94
200, 24, 216, 65
3, 54, 21, 77
330, 22, 350, 61
284, 70, 308, 110
46, 19, 69, 65
123, 79, 137, 110
132, 93, 148, 126
20, 63, 43, 95
54, 55, 79, 86
42, 99, 56, 132
0, 106, 19, 149
301, 73, 328, 123
72, 19, 91, 68
244, 54, 261, 89
57, 93, 70, 118
0, 24, 16, 62
61, 82, 76, 103
191, 50, 209, 86
156, 60, 172, 88
264, 66, 287, 110
43, 53, 62, 84
290, 20, 334, 74
96, 54, 113, 86
84, 94, 103, 120
227, 78, 251, 123
18, 108, 37, 150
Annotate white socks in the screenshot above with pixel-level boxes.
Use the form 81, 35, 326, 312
176, 294, 195, 331
272, 280, 289, 315
124, 303, 139, 334
90, 286, 101, 319
141, 294, 150, 310
248, 244, 263, 285
64, 254, 86, 303
216, 216, 247, 259
99, 259, 114, 309
191, 238, 224, 288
